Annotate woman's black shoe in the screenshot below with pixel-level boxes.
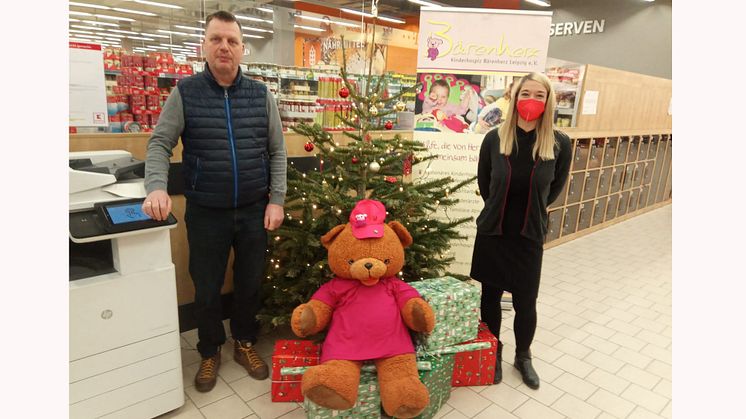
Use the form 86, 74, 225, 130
515, 349, 540, 389
493, 341, 503, 384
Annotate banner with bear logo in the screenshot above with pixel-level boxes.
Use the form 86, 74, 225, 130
413, 8, 552, 276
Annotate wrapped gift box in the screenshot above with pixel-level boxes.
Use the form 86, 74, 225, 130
451, 322, 498, 387
410, 277, 481, 351
408, 354, 455, 419
302, 370, 380, 418
271, 340, 321, 402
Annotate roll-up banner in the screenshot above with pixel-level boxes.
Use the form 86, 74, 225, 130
414, 8, 552, 276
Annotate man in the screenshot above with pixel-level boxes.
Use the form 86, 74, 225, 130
142, 10, 286, 392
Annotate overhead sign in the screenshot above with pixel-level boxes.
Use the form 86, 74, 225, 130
550, 19, 606, 37
69, 42, 108, 127
417, 8, 553, 74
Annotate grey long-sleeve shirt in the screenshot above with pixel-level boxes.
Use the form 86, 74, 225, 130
144, 87, 287, 206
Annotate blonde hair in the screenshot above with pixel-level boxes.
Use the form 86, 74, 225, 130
498, 72, 557, 161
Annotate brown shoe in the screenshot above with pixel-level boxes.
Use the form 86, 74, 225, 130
234, 340, 269, 380
194, 347, 221, 392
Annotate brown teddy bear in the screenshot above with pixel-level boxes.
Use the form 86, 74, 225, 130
291, 199, 436, 418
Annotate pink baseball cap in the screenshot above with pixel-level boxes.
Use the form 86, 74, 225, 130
349, 199, 387, 239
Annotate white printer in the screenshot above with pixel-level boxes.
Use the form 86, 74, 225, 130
69, 150, 183, 419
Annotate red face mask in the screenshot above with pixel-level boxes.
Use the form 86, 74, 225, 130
516, 99, 546, 122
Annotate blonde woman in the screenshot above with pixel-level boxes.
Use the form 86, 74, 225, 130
470, 72, 572, 389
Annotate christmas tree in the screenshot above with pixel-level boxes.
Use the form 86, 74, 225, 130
258, 31, 476, 329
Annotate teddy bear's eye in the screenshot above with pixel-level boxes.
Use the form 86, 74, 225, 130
348, 259, 355, 265
384, 259, 391, 264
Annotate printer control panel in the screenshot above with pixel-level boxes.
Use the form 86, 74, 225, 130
70, 198, 176, 240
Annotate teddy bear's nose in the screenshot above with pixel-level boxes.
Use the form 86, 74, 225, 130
364, 262, 374, 270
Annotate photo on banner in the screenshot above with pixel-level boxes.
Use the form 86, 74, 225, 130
413, 7, 552, 276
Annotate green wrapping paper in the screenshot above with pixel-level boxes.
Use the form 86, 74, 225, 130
411, 277, 481, 351
302, 371, 379, 419
400, 354, 456, 419
281, 361, 433, 376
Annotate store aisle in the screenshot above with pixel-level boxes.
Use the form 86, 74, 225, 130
161, 205, 672, 419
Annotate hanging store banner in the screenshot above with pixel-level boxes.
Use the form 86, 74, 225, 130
414, 8, 552, 276
69, 42, 108, 127
417, 8, 552, 75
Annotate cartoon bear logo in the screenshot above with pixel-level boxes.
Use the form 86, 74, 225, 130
426, 36, 443, 61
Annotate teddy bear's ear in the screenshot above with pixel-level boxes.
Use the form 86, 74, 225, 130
388, 221, 413, 248
321, 224, 347, 249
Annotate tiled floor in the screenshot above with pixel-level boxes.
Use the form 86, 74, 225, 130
159, 205, 672, 419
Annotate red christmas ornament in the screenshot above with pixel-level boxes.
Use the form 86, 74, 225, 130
385, 176, 397, 184
403, 156, 413, 175
339, 86, 350, 98
364, 134, 372, 142
384, 120, 394, 130
304, 141, 314, 152
351, 156, 359, 164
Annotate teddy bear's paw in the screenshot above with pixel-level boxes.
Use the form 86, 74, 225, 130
305, 385, 355, 410
381, 376, 429, 418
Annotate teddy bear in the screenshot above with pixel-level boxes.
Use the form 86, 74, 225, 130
291, 199, 436, 418
426, 36, 443, 61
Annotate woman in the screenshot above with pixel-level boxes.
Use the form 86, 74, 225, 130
470, 72, 571, 389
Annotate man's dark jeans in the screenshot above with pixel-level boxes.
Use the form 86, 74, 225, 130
185, 199, 268, 357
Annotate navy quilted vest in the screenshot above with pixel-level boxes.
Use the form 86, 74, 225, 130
178, 65, 270, 208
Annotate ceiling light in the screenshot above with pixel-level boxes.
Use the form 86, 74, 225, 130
133, 0, 183, 9
341, 8, 373, 18
69, 11, 93, 16
69, 29, 95, 35
69, 2, 111, 9
80, 20, 119, 27
183, 42, 202, 47
296, 14, 360, 28
134, 47, 158, 51
127, 36, 155, 41
174, 25, 204, 32
100, 33, 125, 38
140, 32, 170, 38
71, 33, 104, 39
160, 43, 182, 48
186, 34, 205, 38
158, 29, 189, 36
244, 27, 273, 33
108, 29, 140, 35
525, 0, 551, 6
236, 15, 273, 24
294, 25, 324, 32
95, 14, 137, 22
408, 0, 442, 6
198, 20, 205, 24
377, 16, 406, 24
70, 24, 104, 31
256, 7, 273, 13
244, 34, 265, 39
104, 37, 122, 41
112, 7, 157, 16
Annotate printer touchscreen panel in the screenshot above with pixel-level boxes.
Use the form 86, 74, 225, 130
105, 202, 151, 224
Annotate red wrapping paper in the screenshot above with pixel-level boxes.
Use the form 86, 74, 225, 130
451, 322, 498, 387
271, 340, 321, 402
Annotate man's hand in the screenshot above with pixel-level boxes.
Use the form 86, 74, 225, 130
264, 203, 284, 231
142, 190, 172, 221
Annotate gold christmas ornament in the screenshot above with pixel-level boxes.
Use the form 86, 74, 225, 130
394, 101, 406, 112
369, 106, 379, 116
376, 101, 385, 110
